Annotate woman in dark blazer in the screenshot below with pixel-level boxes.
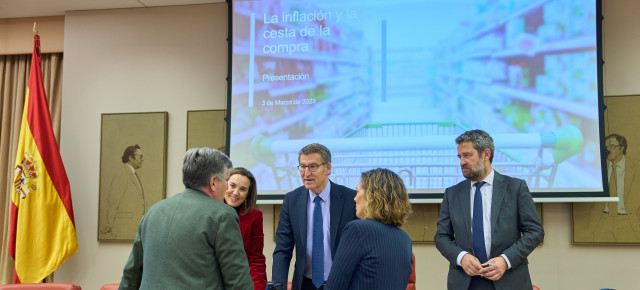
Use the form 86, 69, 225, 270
325, 168, 413, 290
224, 167, 267, 290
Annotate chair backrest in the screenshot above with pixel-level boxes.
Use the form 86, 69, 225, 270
406, 252, 416, 290
0, 283, 81, 290
99, 284, 119, 290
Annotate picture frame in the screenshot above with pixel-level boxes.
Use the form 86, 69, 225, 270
572, 95, 640, 245
401, 204, 441, 243
98, 112, 168, 242
186, 109, 227, 152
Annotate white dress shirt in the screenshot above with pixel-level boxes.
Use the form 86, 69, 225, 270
457, 170, 512, 268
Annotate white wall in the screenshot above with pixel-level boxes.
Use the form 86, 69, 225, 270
57, 4, 229, 288
54, 1, 640, 289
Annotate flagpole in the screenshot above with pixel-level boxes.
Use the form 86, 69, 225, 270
33, 21, 53, 284
9, 22, 78, 284
33, 22, 41, 59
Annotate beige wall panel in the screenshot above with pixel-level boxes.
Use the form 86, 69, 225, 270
57, 4, 227, 288
0, 16, 64, 54
603, 0, 640, 96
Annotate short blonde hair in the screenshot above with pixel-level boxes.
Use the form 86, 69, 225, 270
360, 168, 412, 227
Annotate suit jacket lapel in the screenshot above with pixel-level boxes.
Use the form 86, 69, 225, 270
458, 181, 472, 235
624, 159, 636, 203
329, 181, 343, 255
125, 165, 143, 195
491, 171, 506, 237
297, 188, 309, 250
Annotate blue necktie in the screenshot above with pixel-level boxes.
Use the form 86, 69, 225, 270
473, 181, 488, 263
312, 196, 324, 289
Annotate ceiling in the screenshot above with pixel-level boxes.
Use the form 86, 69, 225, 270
0, 0, 225, 19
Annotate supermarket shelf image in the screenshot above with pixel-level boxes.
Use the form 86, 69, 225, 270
316, 122, 570, 192
432, 0, 599, 186
229, 0, 602, 192
231, 0, 372, 141
231, 0, 374, 190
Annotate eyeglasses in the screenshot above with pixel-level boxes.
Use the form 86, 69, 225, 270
607, 144, 620, 150
297, 163, 326, 172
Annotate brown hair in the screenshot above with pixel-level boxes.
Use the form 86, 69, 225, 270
360, 168, 412, 227
228, 167, 257, 214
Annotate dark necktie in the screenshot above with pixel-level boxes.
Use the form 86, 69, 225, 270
312, 196, 324, 289
604, 165, 618, 214
611, 165, 618, 198
473, 181, 488, 263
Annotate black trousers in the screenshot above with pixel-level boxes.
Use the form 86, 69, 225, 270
468, 276, 496, 290
301, 276, 325, 290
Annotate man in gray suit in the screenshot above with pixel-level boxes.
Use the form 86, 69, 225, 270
435, 130, 544, 290
119, 147, 253, 289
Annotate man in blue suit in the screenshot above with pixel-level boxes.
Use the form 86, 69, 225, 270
435, 130, 544, 290
272, 143, 357, 290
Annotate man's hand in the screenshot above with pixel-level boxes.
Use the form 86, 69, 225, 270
479, 256, 507, 281
460, 253, 483, 277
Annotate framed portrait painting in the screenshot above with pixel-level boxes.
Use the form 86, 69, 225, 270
186, 109, 227, 152
98, 112, 168, 242
573, 95, 640, 244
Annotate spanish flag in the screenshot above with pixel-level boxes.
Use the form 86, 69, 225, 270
8, 28, 78, 283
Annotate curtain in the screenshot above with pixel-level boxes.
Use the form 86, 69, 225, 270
0, 53, 64, 284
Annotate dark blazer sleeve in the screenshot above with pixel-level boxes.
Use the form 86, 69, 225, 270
329, 182, 357, 257
498, 177, 544, 269
434, 185, 467, 264
272, 189, 297, 285
242, 210, 267, 290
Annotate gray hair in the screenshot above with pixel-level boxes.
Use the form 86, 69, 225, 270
298, 143, 332, 164
182, 147, 232, 189
455, 130, 495, 163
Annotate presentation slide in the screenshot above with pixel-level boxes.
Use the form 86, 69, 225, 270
229, 0, 604, 198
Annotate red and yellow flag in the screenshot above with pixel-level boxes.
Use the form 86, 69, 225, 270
8, 30, 78, 284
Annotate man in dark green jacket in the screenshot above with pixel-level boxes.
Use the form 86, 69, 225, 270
120, 147, 253, 290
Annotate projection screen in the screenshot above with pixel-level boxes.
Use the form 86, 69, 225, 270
228, 0, 606, 201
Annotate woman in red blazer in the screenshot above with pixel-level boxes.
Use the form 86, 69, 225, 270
224, 167, 267, 290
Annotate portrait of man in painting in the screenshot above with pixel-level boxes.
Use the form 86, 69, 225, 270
98, 112, 167, 241
573, 133, 640, 243
100, 144, 146, 239
573, 96, 640, 244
